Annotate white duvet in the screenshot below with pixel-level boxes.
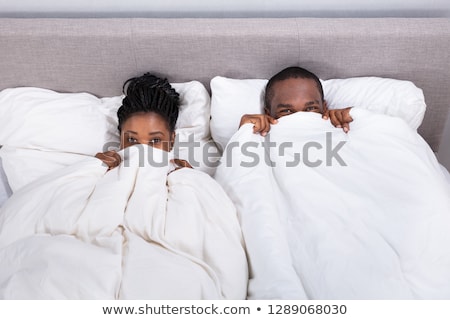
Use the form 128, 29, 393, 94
215, 108, 450, 300
0, 146, 248, 299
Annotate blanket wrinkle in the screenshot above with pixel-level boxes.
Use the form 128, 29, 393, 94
0, 145, 248, 299
122, 164, 223, 293
215, 109, 450, 299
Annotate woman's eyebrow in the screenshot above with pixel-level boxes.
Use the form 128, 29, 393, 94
148, 131, 164, 135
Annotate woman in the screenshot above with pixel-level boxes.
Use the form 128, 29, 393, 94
95, 72, 190, 170
0, 72, 248, 300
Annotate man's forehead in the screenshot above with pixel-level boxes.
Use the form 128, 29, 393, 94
274, 77, 317, 89
272, 79, 320, 99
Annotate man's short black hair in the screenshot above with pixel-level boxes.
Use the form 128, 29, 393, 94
264, 66, 324, 110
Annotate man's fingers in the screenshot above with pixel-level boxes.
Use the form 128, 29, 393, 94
268, 116, 279, 124
343, 123, 350, 133
263, 118, 272, 135
329, 111, 341, 128
336, 110, 345, 124
252, 119, 263, 133
252, 119, 270, 136
343, 113, 353, 123
241, 114, 276, 136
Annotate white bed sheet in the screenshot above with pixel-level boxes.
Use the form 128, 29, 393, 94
0, 146, 248, 299
215, 109, 450, 299
0, 156, 12, 209
440, 163, 450, 182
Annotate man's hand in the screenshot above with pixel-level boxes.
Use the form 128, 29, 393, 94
323, 107, 353, 133
239, 114, 278, 136
95, 150, 122, 170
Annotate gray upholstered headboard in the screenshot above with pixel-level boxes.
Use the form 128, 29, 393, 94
0, 18, 449, 151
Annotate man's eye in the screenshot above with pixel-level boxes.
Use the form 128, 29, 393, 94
279, 109, 292, 114
305, 106, 318, 111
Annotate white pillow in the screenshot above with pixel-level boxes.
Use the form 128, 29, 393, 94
210, 76, 426, 150
0, 155, 12, 208
0, 81, 216, 191
210, 78, 268, 151
322, 77, 426, 129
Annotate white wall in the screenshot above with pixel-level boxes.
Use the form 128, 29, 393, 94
0, 0, 449, 17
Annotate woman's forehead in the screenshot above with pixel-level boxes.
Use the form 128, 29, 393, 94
122, 112, 170, 131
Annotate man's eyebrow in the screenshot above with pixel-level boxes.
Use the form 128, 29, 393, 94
276, 101, 320, 109
305, 100, 320, 106
276, 103, 293, 109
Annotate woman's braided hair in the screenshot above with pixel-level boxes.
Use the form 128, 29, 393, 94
117, 73, 180, 132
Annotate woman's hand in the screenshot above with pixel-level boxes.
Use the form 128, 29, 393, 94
95, 150, 122, 170
171, 159, 193, 170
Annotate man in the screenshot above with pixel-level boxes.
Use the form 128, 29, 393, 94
239, 66, 353, 135
215, 66, 450, 299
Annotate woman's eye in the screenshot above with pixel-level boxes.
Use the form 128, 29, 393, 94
279, 109, 292, 114
149, 138, 161, 144
127, 137, 137, 143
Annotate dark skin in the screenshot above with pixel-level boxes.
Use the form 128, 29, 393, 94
239, 78, 353, 134
95, 112, 191, 170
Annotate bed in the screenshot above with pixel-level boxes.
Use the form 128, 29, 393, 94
0, 17, 449, 300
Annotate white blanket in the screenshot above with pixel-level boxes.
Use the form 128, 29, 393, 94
215, 109, 450, 299
0, 146, 248, 299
